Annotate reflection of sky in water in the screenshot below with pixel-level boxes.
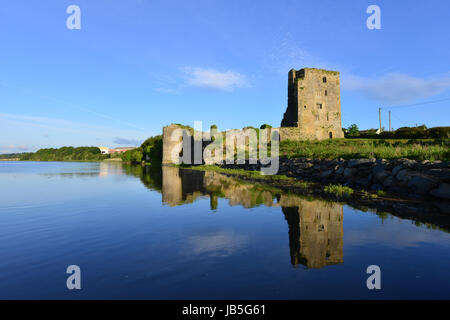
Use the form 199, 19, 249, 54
344, 206, 450, 249
0, 161, 449, 299
186, 230, 247, 257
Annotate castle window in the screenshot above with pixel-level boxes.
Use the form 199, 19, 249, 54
325, 90, 327, 96
304, 105, 307, 109
329, 132, 333, 139
323, 77, 327, 83
317, 103, 322, 110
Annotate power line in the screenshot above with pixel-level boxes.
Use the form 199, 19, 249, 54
378, 97, 450, 130
386, 97, 450, 109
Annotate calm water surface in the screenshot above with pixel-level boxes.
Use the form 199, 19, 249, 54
0, 161, 449, 299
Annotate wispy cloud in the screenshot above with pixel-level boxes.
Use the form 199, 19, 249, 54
181, 67, 249, 91
0, 145, 30, 154
153, 67, 249, 93
343, 73, 450, 105
113, 137, 142, 146
262, 33, 332, 74
0, 113, 151, 152
185, 230, 247, 257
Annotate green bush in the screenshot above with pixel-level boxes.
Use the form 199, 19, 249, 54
350, 125, 448, 139
427, 127, 450, 139
347, 124, 359, 137
141, 135, 163, 164
324, 184, 354, 197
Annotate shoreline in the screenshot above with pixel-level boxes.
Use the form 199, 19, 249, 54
179, 164, 450, 231
0, 159, 123, 163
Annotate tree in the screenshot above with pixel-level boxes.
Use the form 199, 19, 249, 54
347, 124, 359, 137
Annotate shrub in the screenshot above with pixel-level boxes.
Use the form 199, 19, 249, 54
324, 184, 354, 197
347, 124, 359, 137
141, 135, 163, 164
376, 190, 387, 197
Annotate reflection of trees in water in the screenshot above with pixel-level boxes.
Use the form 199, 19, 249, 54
122, 164, 163, 192
127, 165, 344, 269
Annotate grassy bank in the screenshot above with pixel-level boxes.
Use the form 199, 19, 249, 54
279, 138, 449, 161
182, 164, 310, 188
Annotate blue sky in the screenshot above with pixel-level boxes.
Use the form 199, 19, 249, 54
1, 0, 450, 153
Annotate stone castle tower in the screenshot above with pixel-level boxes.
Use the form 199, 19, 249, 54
281, 68, 344, 140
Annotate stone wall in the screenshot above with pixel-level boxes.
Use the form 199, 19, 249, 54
222, 158, 450, 201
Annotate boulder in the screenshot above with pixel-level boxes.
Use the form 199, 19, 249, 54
347, 159, 376, 168
392, 165, 403, 176
430, 183, 450, 200
407, 174, 438, 194
320, 169, 334, 179
396, 169, 414, 186
372, 163, 387, 175
354, 177, 370, 187
430, 161, 449, 169
374, 170, 391, 183
335, 166, 345, 175
370, 184, 383, 191
344, 168, 357, 179
427, 169, 450, 182
383, 176, 394, 188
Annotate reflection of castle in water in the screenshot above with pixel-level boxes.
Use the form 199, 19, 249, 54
128, 165, 343, 269
282, 204, 343, 269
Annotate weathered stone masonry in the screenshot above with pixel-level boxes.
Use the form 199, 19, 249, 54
162, 68, 345, 164
281, 68, 344, 140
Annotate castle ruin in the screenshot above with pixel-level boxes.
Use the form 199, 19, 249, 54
162, 68, 344, 165
280, 68, 344, 140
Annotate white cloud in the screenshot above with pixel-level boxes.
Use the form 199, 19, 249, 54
181, 67, 248, 91
343, 73, 450, 105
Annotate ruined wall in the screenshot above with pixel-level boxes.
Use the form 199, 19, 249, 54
162, 68, 345, 165
281, 68, 344, 140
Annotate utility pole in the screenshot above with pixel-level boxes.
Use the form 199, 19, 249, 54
379, 107, 382, 133
389, 111, 391, 132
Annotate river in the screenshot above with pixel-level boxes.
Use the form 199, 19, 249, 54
0, 161, 449, 299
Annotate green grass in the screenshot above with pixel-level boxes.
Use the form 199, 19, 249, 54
376, 190, 387, 197
324, 184, 354, 197
279, 138, 449, 161
182, 164, 310, 188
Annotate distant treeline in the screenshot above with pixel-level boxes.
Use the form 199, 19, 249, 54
0, 153, 24, 159
19, 147, 109, 161
121, 135, 163, 164
346, 126, 450, 139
